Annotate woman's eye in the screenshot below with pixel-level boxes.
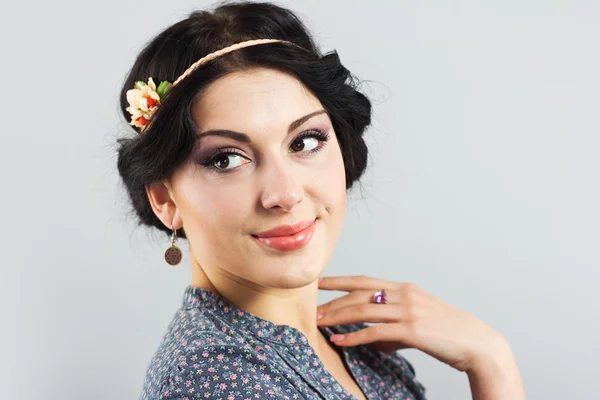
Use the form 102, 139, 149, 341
211, 153, 248, 170
290, 136, 320, 152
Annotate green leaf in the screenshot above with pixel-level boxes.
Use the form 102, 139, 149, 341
157, 81, 172, 99
134, 81, 147, 90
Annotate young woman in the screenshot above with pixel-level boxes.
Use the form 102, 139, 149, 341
117, 2, 526, 399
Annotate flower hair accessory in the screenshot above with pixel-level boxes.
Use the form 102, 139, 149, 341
125, 39, 306, 131
125, 78, 171, 129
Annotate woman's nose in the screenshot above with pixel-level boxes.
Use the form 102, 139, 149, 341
259, 161, 304, 212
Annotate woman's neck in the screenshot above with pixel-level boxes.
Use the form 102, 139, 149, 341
190, 258, 325, 353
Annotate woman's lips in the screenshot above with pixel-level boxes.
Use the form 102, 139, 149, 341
252, 219, 317, 251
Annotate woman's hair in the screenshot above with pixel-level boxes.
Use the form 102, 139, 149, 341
116, 0, 372, 239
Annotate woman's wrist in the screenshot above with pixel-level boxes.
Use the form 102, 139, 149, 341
466, 338, 526, 400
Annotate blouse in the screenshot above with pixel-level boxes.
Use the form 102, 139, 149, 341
139, 286, 427, 399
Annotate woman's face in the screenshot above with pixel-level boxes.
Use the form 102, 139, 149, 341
168, 67, 346, 289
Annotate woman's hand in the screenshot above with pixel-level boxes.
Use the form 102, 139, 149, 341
316, 275, 513, 374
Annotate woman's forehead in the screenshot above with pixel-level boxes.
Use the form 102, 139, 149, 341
192, 68, 323, 132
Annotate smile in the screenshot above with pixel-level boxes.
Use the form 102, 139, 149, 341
252, 219, 317, 252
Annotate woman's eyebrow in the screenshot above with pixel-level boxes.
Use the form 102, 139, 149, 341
195, 109, 328, 142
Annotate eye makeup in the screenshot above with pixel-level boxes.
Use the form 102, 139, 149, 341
196, 127, 331, 173
289, 129, 330, 155
198, 147, 250, 170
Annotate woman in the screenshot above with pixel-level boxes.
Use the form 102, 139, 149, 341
117, 1, 526, 399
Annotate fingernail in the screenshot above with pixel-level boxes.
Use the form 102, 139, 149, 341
317, 313, 323, 320
330, 334, 344, 342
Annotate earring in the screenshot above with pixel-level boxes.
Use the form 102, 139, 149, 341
164, 227, 183, 266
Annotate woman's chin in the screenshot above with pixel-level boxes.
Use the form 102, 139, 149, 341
260, 268, 324, 290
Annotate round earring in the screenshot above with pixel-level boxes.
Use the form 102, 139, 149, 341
164, 227, 183, 266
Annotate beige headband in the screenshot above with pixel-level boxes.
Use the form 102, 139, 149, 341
126, 38, 304, 130
172, 38, 300, 86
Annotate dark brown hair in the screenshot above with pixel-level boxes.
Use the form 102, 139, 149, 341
116, 1, 372, 239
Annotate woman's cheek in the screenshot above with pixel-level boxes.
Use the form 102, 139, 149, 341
203, 182, 253, 223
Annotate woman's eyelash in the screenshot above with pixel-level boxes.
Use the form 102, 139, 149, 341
199, 148, 247, 168
199, 128, 331, 172
292, 129, 330, 153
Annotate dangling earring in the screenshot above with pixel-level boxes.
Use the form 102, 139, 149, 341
164, 227, 183, 266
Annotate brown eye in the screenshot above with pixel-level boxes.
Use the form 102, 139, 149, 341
290, 136, 320, 153
214, 156, 230, 169
207, 153, 249, 170
291, 138, 305, 152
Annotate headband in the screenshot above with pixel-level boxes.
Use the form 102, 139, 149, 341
125, 38, 300, 130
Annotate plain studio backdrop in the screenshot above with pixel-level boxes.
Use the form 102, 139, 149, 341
0, 0, 598, 399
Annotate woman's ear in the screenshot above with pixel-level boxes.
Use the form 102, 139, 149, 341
145, 181, 183, 230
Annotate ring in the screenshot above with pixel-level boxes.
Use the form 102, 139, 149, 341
372, 289, 387, 304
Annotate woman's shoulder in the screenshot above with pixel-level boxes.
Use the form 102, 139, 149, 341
139, 307, 299, 399
140, 342, 283, 400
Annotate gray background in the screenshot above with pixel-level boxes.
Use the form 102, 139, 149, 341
1, 0, 598, 399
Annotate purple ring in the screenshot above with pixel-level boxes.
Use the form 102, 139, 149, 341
372, 289, 387, 304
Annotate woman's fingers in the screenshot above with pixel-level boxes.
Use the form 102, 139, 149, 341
316, 276, 513, 375
328, 323, 416, 348
317, 303, 405, 325
319, 275, 401, 292
317, 289, 407, 316
317, 290, 381, 315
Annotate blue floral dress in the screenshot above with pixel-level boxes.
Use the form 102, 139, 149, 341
139, 286, 427, 399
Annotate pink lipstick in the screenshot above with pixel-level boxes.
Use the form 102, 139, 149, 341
253, 219, 317, 251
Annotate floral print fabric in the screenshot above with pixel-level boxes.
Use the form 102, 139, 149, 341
139, 286, 427, 399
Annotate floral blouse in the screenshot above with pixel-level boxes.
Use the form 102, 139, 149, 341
139, 286, 427, 400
